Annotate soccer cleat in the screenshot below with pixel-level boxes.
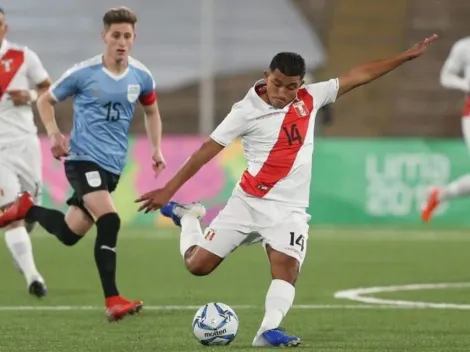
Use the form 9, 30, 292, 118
28, 278, 47, 298
105, 296, 143, 322
160, 201, 206, 227
421, 188, 440, 223
252, 328, 301, 347
0, 192, 34, 228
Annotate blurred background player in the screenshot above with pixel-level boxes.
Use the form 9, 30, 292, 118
422, 36, 470, 222
136, 35, 437, 347
0, 7, 51, 297
0, 7, 165, 321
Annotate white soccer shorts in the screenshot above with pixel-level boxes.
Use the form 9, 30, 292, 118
0, 137, 42, 208
199, 191, 310, 266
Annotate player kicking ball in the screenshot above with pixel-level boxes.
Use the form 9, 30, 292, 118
0, 7, 165, 321
136, 34, 437, 346
0, 7, 51, 298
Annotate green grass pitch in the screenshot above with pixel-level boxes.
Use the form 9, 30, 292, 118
1, 227, 470, 351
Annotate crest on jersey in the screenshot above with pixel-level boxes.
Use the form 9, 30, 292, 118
293, 101, 309, 117
127, 84, 141, 103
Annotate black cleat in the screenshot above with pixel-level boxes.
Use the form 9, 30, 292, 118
29, 280, 47, 298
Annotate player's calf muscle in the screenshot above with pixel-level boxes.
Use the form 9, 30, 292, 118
266, 246, 300, 285
185, 246, 223, 276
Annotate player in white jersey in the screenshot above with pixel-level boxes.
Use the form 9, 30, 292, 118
0, 8, 51, 297
137, 34, 437, 347
422, 36, 470, 222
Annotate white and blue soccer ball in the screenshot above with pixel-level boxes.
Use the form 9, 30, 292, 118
192, 302, 239, 346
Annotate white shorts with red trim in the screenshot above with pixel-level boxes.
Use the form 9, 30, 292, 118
200, 190, 310, 266
0, 137, 42, 208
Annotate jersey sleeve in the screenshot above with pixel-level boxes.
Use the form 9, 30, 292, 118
25, 48, 49, 85
139, 70, 157, 106
49, 66, 81, 102
210, 106, 248, 147
305, 78, 339, 108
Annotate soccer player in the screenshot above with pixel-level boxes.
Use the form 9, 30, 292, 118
0, 7, 165, 321
0, 7, 51, 297
136, 34, 437, 346
422, 36, 470, 222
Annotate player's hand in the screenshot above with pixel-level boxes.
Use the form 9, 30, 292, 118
152, 149, 166, 177
49, 132, 69, 160
405, 34, 438, 60
135, 187, 172, 213
7, 90, 31, 106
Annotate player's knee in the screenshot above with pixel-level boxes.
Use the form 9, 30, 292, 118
60, 222, 84, 247
5, 220, 24, 231
95, 212, 121, 240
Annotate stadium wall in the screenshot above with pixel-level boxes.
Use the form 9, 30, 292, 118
40, 136, 470, 228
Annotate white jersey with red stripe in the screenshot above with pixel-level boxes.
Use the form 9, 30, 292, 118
210, 78, 339, 208
0, 40, 49, 146
440, 36, 470, 117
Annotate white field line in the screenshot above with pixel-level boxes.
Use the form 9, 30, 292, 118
0, 304, 415, 312
335, 282, 470, 309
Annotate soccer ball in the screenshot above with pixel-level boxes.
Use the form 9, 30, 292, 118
192, 302, 239, 346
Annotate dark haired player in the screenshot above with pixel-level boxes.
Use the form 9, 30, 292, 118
137, 35, 437, 346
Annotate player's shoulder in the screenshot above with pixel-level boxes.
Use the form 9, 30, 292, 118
452, 36, 470, 50
304, 78, 339, 94
65, 55, 102, 77
129, 56, 153, 77
3, 40, 29, 53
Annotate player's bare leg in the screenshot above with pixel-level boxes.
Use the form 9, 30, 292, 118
83, 190, 143, 321
161, 201, 223, 275
252, 246, 301, 347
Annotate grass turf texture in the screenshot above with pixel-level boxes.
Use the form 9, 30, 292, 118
0, 228, 469, 351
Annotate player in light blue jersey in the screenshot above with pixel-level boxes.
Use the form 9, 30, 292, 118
0, 7, 165, 321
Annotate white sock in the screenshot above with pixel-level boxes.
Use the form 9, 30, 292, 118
5, 227, 42, 285
180, 215, 203, 257
439, 175, 470, 201
256, 279, 295, 335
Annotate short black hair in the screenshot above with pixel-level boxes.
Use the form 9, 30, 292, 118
269, 52, 306, 78
0, 8, 4, 15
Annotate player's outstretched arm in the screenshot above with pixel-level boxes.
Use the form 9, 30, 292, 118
135, 138, 224, 213
440, 39, 470, 92
143, 101, 166, 176
36, 92, 68, 160
337, 34, 438, 97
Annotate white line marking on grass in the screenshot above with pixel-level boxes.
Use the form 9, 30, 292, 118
0, 304, 414, 312
335, 282, 470, 309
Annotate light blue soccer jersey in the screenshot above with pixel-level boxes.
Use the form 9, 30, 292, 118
49, 55, 156, 175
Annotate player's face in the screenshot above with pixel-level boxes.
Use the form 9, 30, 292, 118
265, 69, 303, 109
0, 14, 8, 42
102, 23, 135, 62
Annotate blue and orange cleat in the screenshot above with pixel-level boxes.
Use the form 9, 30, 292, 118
160, 201, 206, 227
252, 328, 301, 347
